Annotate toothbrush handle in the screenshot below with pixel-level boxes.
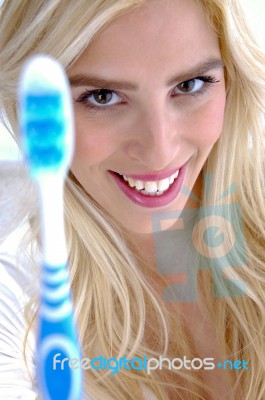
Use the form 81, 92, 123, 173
37, 263, 82, 400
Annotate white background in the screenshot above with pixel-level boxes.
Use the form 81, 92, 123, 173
0, 0, 265, 160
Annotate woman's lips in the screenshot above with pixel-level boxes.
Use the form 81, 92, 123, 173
108, 165, 186, 208
123, 167, 180, 181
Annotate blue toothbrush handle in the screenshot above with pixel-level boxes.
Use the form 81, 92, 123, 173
37, 263, 82, 400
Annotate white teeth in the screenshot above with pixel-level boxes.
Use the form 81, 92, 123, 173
135, 180, 145, 190
144, 181, 158, 193
157, 178, 170, 191
128, 178, 135, 187
121, 169, 180, 195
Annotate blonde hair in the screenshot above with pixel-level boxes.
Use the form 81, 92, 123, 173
1, 0, 265, 399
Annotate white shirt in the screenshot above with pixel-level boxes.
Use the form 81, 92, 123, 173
0, 223, 37, 399
0, 160, 156, 399
0, 224, 158, 400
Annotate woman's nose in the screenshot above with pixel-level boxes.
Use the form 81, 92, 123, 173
125, 105, 181, 171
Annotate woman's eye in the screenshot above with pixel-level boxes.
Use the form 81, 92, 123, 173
77, 89, 122, 108
75, 76, 219, 110
173, 78, 205, 95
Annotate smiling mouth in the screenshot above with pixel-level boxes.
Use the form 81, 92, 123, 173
109, 165, 186, 208
116, 170, 180, 196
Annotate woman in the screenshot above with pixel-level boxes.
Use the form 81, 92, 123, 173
0, 0, 264, 399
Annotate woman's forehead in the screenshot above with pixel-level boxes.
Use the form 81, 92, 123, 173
70, 0, 221, 80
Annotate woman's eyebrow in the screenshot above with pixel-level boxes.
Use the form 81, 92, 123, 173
69, 58, 224, 90
167, 58, 224, 85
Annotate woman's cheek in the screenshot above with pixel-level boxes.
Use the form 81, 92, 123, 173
185, 96, 226, 147
73, 118, 116, 164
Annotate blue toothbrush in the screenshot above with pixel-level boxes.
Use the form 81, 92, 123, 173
18, 55, 82, 400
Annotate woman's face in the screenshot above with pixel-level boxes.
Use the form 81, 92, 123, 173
69, 0, 226, 234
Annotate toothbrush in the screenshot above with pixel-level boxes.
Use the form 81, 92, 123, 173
18, 55, 82, 400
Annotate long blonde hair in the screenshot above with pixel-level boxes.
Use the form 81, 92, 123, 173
0, 0, 265, 399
